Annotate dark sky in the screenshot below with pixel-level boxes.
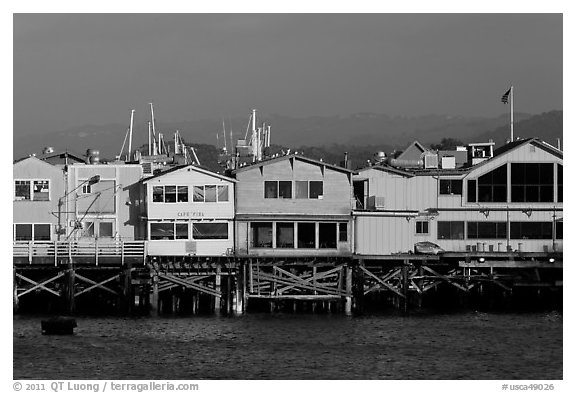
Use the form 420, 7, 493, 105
13, 14, 562, 136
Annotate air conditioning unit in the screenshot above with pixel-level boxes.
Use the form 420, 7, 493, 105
375, 196, 385, 209
424, 154, 439, 169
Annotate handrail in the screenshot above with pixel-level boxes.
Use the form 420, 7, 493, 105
13, 240, 146, 261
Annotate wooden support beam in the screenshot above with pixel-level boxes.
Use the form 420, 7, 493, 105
16, 271, 65, 298
257, 270, 347, 297
421, 266, 468, 293
345, 265, 352, 315
158, 273, 221, 297
359, 266, 405, 298
74, 273, 120, 297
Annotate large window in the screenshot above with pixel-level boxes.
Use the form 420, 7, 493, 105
319, 223, 337, 249
150, 222, 188, 240
193, 185, 229, 203
192, 223, 228, 240
153, 185, 188, 203
276, 222, 295, 248
467, 222, 506, 239
557, 164, 562, 203
437, 221, 464, 240
439, 179, 462, 195
510, 222, 553, 240
264, 181, 292, 199
467, 179, 477, 203
252, 222, 273, 248
511, 163, 554, 202
14, 180, 50, 201
297, 222, 316, 248
309, 181, 324, 199
14, 223, 51, 241
477, 165, 507, 202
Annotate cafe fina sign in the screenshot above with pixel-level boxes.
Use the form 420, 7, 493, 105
177, 211, 205, 218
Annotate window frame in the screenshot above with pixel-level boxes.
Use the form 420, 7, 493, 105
14, 179, 51, 201
415, 221, 429, 235
192, 184, 230, 203
13, 223, 52, 241
151, 185, 190, 204
437, 221, 465, 240
466, 221, 507, 240
149, 221, 190, 241
439, 179, 463, 196
511, 163, 555, 203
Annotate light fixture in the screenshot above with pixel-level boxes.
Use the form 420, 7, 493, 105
479, 257, 485, 263
522, 209, 533, 217
480, 209, 490, 218
548, 258, 555, 263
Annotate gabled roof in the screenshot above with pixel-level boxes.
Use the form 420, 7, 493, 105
13, 155, 63, 171
39, 150, 86, 164
232, 154, 358, 175
356, 163, 415, 178
141, 164, 237, 183
396, 140, 428, 160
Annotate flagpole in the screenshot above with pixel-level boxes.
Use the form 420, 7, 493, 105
510, 85, 514, 142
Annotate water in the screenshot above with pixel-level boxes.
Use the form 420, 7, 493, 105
13, 312, 562, 380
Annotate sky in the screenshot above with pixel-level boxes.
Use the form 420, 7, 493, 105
13, 13, 562, 137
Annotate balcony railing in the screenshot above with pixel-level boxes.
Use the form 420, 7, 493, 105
13, 240, 146, 265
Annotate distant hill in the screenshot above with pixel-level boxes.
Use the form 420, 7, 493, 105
13, 111, 562, 166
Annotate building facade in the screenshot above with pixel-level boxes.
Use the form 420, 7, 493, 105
141, 165, 236, 256
354, 138, 563, 255
234, 154, 356, 257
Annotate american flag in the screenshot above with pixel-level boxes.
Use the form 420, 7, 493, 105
501, 88, 511, 104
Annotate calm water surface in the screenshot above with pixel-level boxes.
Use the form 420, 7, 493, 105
13, 312, 562, 380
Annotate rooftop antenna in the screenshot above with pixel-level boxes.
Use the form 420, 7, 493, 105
147, 121, 152, 156
174, 130, 180, 155
118, 127, 129, 160
222, 119, 227, 153
128, 109, 135, 161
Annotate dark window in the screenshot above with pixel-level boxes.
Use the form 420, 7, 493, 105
510, 222, 553, 239
309, 181, 323, 199
295, 181, 308, 199
15, 180, 31, 201
297, 222, 316, 248
511, 163, 554, 202
33, 224, 51, 240
437, 221, 464, 240
217, 185, 229, 202
319, 223, 337, 249
193, 186, 204, 202
252, 222, 272, 248
278, 181, 292, 199
205, 185, 217, 202
193, 223, 227, 239
478, 165, 507, 202
14, 224, 32, 241
99, 222, 113, 238
164, 186, 177, 203
555, 222, 562, 240
467, 222, 506, 239
175, 223, 188, 239
150, 223, 175, 240
177, 186, 188, 202
416, 221, 429, 234
339, 222, 348, 242
439, 179, 463, 195
467, 179, 477, 202
557, 164, 562, 202
276, 222, 294, 248
264, 181, 278, 199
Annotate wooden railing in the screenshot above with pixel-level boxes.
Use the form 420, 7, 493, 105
13, 240, 146, 265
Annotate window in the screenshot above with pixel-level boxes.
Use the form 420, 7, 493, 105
14, 223, 52, 241
252, 222, 273, 248
295, 181, 308, 199
81, 184, 92, 194
478, 165, 507, 202
276, 222, 295, 248
339, 222, 348, 242
319, 223, 337, 248
14, 180, 50, 201
153, 186, 164, 202
99, 222, 114, 238
437, 221, 464, 240
511, 163, 554, 202
297, 222, 316, 248
416, 221, 429, 234
193, 186, 204, 202
193, 223, 227, 239
510, 222, 553, 240
467, 222, 506, 239
34, 224, 51, 240
15, 180, 31, 200
205, 185, 217, 202
177, 186, 188, 202
557, 164, 562, 203
81, 221, 95, 237
467, 179, 477, 203
278, 181, 292, 199
264, 181, 278, 198
14, 224, 32, 241
309, 181, 323, 199
439, 179, 462, 195
218, 185, 229, 202
150, 223, 175, 240
555, 221, 562, 240
165, 186, 177, 203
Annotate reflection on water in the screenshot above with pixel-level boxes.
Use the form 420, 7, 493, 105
13, 312, 562, 380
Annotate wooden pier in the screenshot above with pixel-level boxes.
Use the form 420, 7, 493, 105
13, 242, 562, 315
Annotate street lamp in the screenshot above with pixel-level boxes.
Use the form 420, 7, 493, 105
57, 175, 100, 241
